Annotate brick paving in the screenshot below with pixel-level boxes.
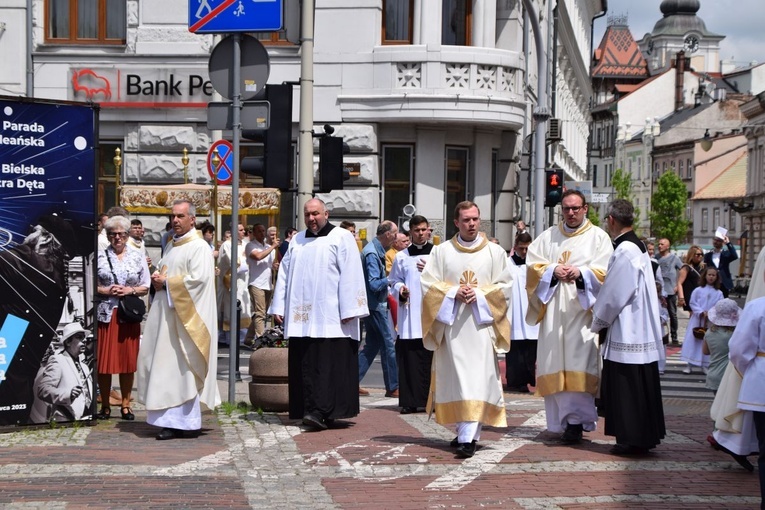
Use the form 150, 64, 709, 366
0, 314, 759, 509
0, 376, 760, 510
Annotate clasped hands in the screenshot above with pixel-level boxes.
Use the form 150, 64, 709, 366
457, 285, 476, 304
553, 264, 581, 283
105, 284, 133, 297
151, 271, 167, 291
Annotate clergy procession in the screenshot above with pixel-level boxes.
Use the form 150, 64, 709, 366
87, 195, 763, 507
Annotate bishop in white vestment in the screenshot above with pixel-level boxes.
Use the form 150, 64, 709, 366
526, 191, 612, 442
137, 201, 220, 440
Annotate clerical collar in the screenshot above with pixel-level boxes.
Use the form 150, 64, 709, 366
457, 234, 482, 248
613, 229, 646, 253
562, 221, 583, 234
305, 222, 335, 238
511, 253, 525, 266
408, 243, 433, 256
413, 243, 426, 249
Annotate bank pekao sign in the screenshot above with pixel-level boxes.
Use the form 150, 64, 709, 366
69, 68, 214, 105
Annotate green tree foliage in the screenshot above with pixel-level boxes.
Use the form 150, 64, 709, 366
650, 171, 689, 245
587, 206, 601, 227
611, 168, 641, 220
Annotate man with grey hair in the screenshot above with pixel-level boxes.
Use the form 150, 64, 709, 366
358, 220, 400, 397
591, 199, 665, 454
137, 199, 220, 440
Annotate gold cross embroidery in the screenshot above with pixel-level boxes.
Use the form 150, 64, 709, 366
558, 250, 571, 265
459, 270, 478, 288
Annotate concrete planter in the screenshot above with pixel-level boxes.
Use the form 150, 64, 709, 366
248, 347, 289, 412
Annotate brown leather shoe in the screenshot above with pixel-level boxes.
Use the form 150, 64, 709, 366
385, 389, 399, 398
358, 387, 370, 396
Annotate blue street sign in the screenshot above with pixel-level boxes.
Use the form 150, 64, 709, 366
189, 0, 283, 34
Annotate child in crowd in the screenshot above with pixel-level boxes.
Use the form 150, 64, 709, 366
680, 267, 723, 374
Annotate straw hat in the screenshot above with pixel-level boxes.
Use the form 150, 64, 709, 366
707, 298, 742, 327
61, 322, 87, 343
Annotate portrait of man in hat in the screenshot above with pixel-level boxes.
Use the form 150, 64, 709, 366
28, 323, 93, 423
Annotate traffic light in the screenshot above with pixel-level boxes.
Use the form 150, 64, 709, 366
544, 169, 563, 207
241, 83, 293, 190
318, 136, 346, 193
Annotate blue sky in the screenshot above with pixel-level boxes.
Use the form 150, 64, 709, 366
594, 0, 763, 69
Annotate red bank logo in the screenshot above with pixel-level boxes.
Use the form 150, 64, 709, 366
71, 69, 113, 101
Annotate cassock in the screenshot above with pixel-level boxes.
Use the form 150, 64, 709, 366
680, 285, 723, 368
591, 230, 665, 450
526, 220, 612, 433
269, 223, 369, 421
217, 239, 252, 337
137, 228, 220, 431
506, 253, 540, 389
389, 243, 434, 409
421, 234, 512, 429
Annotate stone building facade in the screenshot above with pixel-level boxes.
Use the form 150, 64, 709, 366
3, 0, 604, 247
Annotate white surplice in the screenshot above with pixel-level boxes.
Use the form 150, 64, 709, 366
269, 226, 368, 339
389, 245, 432, 339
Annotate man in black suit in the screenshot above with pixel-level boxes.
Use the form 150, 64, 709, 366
703, 234, 738, 297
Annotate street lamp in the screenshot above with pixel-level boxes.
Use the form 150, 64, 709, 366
700, 129, 713, 152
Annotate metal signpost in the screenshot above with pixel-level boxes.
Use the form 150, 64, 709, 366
189, 0, 281, 403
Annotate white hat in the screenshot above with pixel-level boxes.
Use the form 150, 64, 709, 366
708, 299, 742, 327
61, 322, 87, 343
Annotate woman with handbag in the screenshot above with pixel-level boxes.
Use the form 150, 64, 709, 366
680, 266, 723, 375
96, 216, 150, 420
676, 245, 705, 312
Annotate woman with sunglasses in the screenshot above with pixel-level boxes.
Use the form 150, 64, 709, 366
677, 245, 705, 312
95, 216, 150, 420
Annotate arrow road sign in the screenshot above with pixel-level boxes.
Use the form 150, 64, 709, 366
189, 0, 283, 34
207, 139, 235, 185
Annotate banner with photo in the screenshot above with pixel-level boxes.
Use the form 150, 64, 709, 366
0, 96, 97, 426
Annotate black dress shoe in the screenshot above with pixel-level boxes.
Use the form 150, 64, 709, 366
302, 413, 327, 430
560, 423, 583, 444
96, 408, 111, 420
400, 407, 418, 414
156, 428, 180, 440
120, 407, 135, 421
456, 440, 477, 458
450, 437, 459, 448
717, 444, 755, 472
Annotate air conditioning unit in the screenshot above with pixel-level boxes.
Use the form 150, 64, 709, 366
548, 118, 562, 141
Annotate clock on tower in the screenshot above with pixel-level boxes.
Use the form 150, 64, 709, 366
684, 35, 700, 53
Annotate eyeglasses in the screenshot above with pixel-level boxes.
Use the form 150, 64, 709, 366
562, 206, 583, 213
694, 252, 703, 257
107, 232, 128, 239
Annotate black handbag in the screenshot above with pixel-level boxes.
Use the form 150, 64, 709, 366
105, 251, 146, 324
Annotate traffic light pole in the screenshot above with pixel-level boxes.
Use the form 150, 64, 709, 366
521, 0, 550, 237
296, 0, 315, 230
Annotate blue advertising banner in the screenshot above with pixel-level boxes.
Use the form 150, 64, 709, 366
0, 96, 97, 426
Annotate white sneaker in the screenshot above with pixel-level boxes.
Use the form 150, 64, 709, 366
682, 366, 692, 374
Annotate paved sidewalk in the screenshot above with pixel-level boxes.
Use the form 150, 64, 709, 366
0, 374, 760, 509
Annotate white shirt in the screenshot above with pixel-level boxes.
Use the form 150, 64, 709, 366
245, 238, 274, 290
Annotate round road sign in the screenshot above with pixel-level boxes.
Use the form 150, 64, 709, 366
207, 139, 234, 185
208, 34, 270, 101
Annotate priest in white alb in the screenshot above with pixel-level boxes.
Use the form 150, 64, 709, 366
137, 199, 220, 440
389, 215, 433, 414
526, 190, 612, 444
421, 201, 512, 458
269, 198, 369, 431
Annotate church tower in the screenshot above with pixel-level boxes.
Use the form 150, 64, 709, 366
638, 0, 724, 74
